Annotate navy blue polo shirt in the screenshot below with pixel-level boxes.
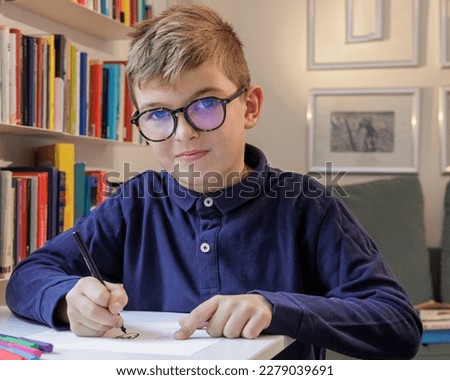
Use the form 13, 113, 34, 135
6, 144, 422, 359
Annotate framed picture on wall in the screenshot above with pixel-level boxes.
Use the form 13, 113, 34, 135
440, 87, 450, 172
308, 88, 420, 173
441, 0, 450, 67
307, 0, 420, 69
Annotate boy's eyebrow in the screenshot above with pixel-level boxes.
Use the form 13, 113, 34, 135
140, 86, 225, 110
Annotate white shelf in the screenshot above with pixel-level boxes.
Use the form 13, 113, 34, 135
4, 0, 134, 40
0, 123, 145, 147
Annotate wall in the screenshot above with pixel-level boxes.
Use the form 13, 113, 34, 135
1, 0, 446, 247
199, 0, 446, 248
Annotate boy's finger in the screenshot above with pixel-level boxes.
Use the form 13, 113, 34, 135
174, 298, 218, 339
105, 282, 128, 315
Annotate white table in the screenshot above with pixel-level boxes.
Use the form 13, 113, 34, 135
0, 306, 293, 360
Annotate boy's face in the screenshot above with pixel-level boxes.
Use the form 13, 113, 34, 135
133, 63, 258, 193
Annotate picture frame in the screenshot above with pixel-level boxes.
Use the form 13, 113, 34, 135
308, 88, 420, 173
346, 0, 384, 43
308, 0, 420, 69
439, 87, 450, 173
441, 0, 450, 67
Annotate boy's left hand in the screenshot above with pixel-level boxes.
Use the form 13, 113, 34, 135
174, 294, 272, 340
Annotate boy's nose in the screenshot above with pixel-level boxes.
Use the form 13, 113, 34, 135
174, 114, 200, 141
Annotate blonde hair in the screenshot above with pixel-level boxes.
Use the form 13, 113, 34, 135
126, 4, 251, 106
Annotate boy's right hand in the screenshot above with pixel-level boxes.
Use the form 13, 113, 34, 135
57, 277, 128, 337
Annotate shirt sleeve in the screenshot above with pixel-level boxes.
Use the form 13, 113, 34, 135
253, 196, 422, 359
5, 194, 126, 329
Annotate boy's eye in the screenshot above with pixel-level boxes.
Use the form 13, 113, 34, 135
191, 97, 220, 111
145, 109, 171, 122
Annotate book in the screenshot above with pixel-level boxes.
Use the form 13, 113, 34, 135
35, 36, 43, 129
46, 34, 55, 130
419, 309, 450, 330
104, 60, 133, 142
54, 34, 67, 132
420, 309, 450, 321
0, 25, 10, 124
74, 162, 86, 222
103, 63, 120, 140
21, 35, 32, 126
0, 171, 14, 279
57, 171, 66, 234
8, 171, 48, 250
5, 166, 58, 240
64, 36, 72, 134
84, 174, 93, 216
89, 60, 103, 138
8, 31, 16, 125
13, 177, 28, 264
422, 329, 450, 345
36, 143, 75, 231
79, 51, 88, 136
85, 169, 110, 206
13, 174, 38, 254
69, 45, 79, 135
101, 66, 109, 138
9, 28, 22, 125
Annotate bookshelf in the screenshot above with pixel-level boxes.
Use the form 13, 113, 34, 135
0, 123, 144, 147
4, 0, 133, 40
0, 0, 161, 301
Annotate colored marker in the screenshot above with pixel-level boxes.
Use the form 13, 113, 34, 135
0, 335, 39, 349
0, 345, 39, 360
0, 341, 42, 358
19, 337, 53, 353
0, 348, 26, 360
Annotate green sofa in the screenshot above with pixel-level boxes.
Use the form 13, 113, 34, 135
326, 176, 450, 359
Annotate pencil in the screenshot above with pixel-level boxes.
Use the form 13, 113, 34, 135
72, 230, 127, 333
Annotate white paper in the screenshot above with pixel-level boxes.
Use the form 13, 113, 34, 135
28, 316, 221, 357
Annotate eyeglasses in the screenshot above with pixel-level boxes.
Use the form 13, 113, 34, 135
130, 87, 247, 142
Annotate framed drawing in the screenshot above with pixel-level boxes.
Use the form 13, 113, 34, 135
440, 87, 450, 173
308, 88, 420, 173
441, 0, 450, 67
308, 0, 420, 69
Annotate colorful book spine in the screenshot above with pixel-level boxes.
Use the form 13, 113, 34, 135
47, 34, 55, 130
9, 28, 22, 125
79, 52, 88, 136
74, 162, 86, 222
85, 170, 110, 206
0, 171, 14, 279
0, 25, 10, 124
89, 61, 103, 138
36, 143, 75, 231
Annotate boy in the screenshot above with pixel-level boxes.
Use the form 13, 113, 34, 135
6, 4, 421, 359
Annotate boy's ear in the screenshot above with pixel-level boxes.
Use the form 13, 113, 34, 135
244, 85, 264, 130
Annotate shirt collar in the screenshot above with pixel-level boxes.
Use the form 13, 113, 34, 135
164, 144, 269, 214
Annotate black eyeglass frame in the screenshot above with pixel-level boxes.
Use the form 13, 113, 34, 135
130, 87, 247, 142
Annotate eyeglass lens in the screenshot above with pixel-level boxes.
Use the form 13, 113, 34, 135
139, 97, 225, 141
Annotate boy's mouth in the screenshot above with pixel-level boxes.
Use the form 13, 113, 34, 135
176, 149, 208, 161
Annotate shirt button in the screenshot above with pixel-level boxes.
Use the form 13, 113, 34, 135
203, 197, 213, 207
200, 243, 211, 253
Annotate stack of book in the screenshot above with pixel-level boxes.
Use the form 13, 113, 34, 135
0, 25, 143, 144
0, 143, 120, 279
420, 309, 450, 345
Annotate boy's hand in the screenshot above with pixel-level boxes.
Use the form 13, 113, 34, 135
58, 277, 128, 336
174, 294, 272, 340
